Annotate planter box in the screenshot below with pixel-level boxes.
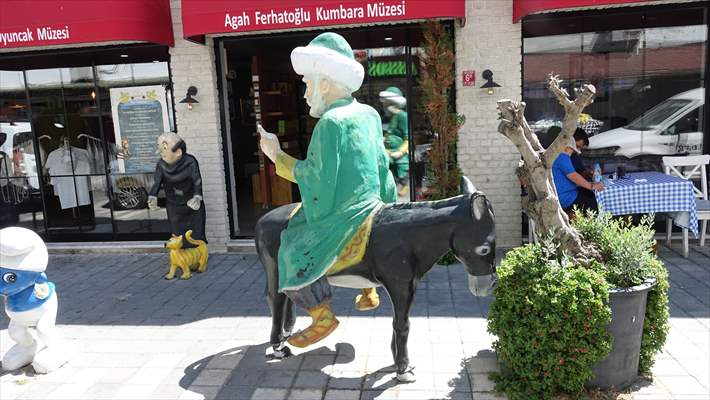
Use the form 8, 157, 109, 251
587, 279, 656, 390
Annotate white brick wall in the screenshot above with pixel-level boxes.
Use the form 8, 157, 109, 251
169, 0, 229, 251
455, 0, 522, 247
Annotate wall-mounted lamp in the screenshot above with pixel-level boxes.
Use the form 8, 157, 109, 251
179, 86, 199, 110
480, 69, 501, 95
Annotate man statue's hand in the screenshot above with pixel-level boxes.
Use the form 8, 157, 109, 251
187, 195, 202, 210
258, 123, 281, 162
148, 195, 159, 210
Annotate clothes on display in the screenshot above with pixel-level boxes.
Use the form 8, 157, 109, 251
45, 145, 92, 209
80, 135, 107, 190
82, 135, 105, 174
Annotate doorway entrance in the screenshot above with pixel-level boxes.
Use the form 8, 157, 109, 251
217, 24, 432, 237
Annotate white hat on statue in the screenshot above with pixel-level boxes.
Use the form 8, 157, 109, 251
0, 227, 48, 272
379, 86, 407, 108
291, 32, 365, 93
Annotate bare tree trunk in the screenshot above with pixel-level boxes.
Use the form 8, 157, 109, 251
497, 75, 599, 262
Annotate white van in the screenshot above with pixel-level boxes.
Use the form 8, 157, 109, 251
587, 88, 704, 158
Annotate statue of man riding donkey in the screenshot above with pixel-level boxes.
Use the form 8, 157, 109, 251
256, 32, 497, 383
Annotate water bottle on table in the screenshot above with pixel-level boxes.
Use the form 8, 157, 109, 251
593, 163, 602, 183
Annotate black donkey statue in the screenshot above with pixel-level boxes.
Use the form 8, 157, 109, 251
255, 176, 496, 383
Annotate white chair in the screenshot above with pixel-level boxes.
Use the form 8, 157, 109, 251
662, 155, 710, 258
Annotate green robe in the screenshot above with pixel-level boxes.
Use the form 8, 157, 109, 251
278, 97, 396, 292
384, 110, 409, 180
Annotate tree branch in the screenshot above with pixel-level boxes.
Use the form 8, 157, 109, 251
543, 76, 596, 167
497, 100, 541, 168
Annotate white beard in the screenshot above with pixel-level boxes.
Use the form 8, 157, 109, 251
307, 90, 327, 118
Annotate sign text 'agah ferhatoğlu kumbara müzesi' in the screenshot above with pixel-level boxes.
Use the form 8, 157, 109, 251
0, 26, 69, 47
225, 1, 407, 31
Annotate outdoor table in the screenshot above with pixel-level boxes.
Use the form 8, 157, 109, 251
594, 171, 698, 237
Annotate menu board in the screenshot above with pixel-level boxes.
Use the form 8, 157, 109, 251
109, 85, 170, 173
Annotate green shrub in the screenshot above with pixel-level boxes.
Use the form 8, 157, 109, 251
574, 212, 655, 287
488, 211, 670, 399
638, 256, 669, 374
574, 211, 670, 373
488, 241, 611, 399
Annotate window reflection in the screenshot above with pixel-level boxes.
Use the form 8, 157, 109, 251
0, 54, 174, 239
523, 8, 707, 174
96, 62, 171, 235
1, 69, 42, 231
356, 46, 412, 201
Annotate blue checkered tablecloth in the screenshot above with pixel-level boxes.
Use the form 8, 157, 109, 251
595, 171, 698, 237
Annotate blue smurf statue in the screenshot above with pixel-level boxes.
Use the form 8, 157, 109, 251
0, 227, 67, 373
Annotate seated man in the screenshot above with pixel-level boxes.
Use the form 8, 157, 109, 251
552, 136, 604, 213
570, 127, 592, 180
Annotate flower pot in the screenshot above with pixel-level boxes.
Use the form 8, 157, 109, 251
587, 279, 656, 390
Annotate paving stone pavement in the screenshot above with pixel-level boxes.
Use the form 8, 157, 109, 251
0, 243, 708, 400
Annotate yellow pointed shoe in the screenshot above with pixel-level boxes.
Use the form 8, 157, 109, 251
287, 302, 339, 348
355, 287, 380, 311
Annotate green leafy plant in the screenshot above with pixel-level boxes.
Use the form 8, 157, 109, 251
488, 210, 670, 399
488, 240, 611, 399
574, 211, 669, 374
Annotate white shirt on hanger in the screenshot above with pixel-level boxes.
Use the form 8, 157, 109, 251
45, 146, 92, 209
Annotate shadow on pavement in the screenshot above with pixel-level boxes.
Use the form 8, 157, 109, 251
179, 342, 425, 400
1, 253, 492, 328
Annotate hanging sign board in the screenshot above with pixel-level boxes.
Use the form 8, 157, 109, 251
109, 85, 170, 174
182, 0, 465, 41
0, 0, 173, 49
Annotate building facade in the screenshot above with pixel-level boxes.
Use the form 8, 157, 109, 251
1, 0, 707, 251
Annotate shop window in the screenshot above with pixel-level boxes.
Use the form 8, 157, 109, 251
220, 25, 431, 237
0, 46, 175, 240
523, 5, 707, 174
26, 66, 109, 234
96, 61, 172, 235
0, 70, 40, 231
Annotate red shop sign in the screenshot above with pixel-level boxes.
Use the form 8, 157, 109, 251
182, 0, 465, 42
513, 0, 651, 22
0, 0, 174, 49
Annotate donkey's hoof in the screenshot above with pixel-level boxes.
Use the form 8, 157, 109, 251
396, 369, 416, 383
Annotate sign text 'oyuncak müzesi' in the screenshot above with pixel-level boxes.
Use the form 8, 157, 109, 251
225, 1, 407, 31
0, 26, 70, 47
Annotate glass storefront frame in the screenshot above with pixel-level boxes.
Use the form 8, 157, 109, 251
213, 23, 455, 239
0, 44, 177, 242
521, 2, 710, 169
520, 2, 710, 237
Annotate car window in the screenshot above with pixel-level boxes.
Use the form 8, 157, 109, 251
662, 106, 701, 135
627, 99, 692, 131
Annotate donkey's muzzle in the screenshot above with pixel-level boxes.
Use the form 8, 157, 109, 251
468, 273, 497, 297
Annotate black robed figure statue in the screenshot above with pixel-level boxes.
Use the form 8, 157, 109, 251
148, 132, 207, 244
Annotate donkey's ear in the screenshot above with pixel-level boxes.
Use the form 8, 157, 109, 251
461, 176, 476, 195
472, 195, 487, 220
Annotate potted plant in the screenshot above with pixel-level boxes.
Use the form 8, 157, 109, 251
487, 212, 669, 399
486, 75, 669, 399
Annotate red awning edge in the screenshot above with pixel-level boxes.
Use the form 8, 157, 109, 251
181, 0, 465, 41
513, 0, 653, 23
0, 0, 174, 50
